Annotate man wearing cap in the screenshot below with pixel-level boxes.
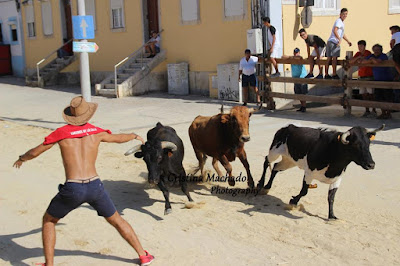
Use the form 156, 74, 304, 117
13, 96, 155, 266
239, 49, 260, 106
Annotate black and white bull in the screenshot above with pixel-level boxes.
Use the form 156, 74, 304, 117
125, 122, 193, 215
257, 124, 384, 219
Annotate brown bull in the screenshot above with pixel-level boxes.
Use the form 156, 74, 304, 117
188, 105, 256, 188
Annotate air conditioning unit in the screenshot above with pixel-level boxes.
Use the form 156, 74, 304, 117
247, 28, 263, 55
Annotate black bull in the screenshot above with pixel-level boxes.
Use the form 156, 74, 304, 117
257, 124, 384, 220
125, 122, 193, 215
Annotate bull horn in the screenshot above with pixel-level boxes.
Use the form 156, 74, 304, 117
369, 124, 385, 133
220, 104, 231, 115
341, 131, 351, 145
248, 107, 261, 114
124, 144, 142, 156
161, 141, 177, 151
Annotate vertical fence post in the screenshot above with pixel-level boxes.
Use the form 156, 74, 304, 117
344, 51, 353, 115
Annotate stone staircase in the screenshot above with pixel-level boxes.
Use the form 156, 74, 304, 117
95, 50, 166, 97
25, 55, 76, 87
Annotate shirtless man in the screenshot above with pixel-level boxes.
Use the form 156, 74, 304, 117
13, 96, 155, 266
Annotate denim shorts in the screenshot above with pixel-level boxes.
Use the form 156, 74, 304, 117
326, 41, 340, 57
46, 179, 116, 219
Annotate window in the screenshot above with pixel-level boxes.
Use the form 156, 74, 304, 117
389, 0, 400, 14
312, 0, 340, 16
181, 0, 200, 25
41, 0, 53, 36
25, 2, 36, 37
10, 24, 18, 42
27, 22, 35, 37
224, 0, 246, 20
110, 0, 124, 29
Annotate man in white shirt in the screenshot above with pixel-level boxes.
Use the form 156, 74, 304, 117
263, 17, 281, 77
239, 49, 260, 106
145, 31, 161, 58
325, 8, 352, 79
390, 25, 400, 49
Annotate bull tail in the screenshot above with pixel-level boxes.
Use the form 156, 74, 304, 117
190, 165, 201, 176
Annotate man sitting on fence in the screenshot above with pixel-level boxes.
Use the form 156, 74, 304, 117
282, 48, 308, 112
350, 40, 376, 117
298, 28, 326, 79
361, 44, 394, 119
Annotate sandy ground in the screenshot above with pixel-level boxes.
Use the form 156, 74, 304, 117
1, 82, 400, 265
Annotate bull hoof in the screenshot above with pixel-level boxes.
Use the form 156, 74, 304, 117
328, 215, 338, 220
289, 198, 298, 206
228, 178, 235, 186
164, 208, 172, 215
256, 182, 264, 190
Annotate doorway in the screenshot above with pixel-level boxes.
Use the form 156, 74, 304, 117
142, 0, 160, 41
59, 0, 73, 56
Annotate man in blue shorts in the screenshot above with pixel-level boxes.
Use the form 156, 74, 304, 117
13, 96, 155, 266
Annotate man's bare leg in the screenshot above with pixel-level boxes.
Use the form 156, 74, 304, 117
332, 57, 338, 76
325, 57, 332, 76
106, 212, 146, 257
42, 212, 60, 266
149, 43, 156, 55
253, 86, 261, 103
309, 56, 315, 74
317, 57, 323, 75
242, 86, 249, 105
270, 57, 279, 73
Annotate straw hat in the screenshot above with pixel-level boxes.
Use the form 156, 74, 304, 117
62, 96, 98, 125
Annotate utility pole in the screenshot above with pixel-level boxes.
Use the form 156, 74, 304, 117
77, 0, 91, 102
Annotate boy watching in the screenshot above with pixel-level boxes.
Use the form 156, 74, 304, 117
350, 40, 376, 117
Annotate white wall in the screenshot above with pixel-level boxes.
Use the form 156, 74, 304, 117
0, 0, 25, 76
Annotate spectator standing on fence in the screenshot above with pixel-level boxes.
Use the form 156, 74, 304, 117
263, 17, 281, 77
362, 44, 393, 119
239, 49, 260, 106
298, 28, 326, 79
390, 25, 400, 49
282, 48, 308, 112
349, 40, 376, 117
325, 8, 352, 79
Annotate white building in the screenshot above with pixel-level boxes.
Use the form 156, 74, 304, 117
0, 0, 25, 77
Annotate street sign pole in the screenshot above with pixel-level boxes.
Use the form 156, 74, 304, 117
77, 0, 91, 102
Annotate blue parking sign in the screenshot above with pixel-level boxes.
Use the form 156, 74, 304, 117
72, 16, 95, 40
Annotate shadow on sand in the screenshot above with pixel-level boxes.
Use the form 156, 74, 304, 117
0, 228, 138, 266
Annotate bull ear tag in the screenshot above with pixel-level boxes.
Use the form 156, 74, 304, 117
337, 135, 340, 141
168, 151, 173, 158
369, 135, 375, 141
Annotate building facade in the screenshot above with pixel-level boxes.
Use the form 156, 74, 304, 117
0, 0, 25, 77
18, 0, 400, 94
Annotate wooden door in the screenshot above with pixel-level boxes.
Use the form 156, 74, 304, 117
147, 0, 159, 35
63, 0, 73, 54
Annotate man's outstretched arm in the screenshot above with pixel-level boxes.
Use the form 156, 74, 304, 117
13, 143, 55, 168
100, 132, 145, 144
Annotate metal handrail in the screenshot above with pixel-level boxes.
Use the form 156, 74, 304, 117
36, 39, 73, 83
113, 30, 163, 97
